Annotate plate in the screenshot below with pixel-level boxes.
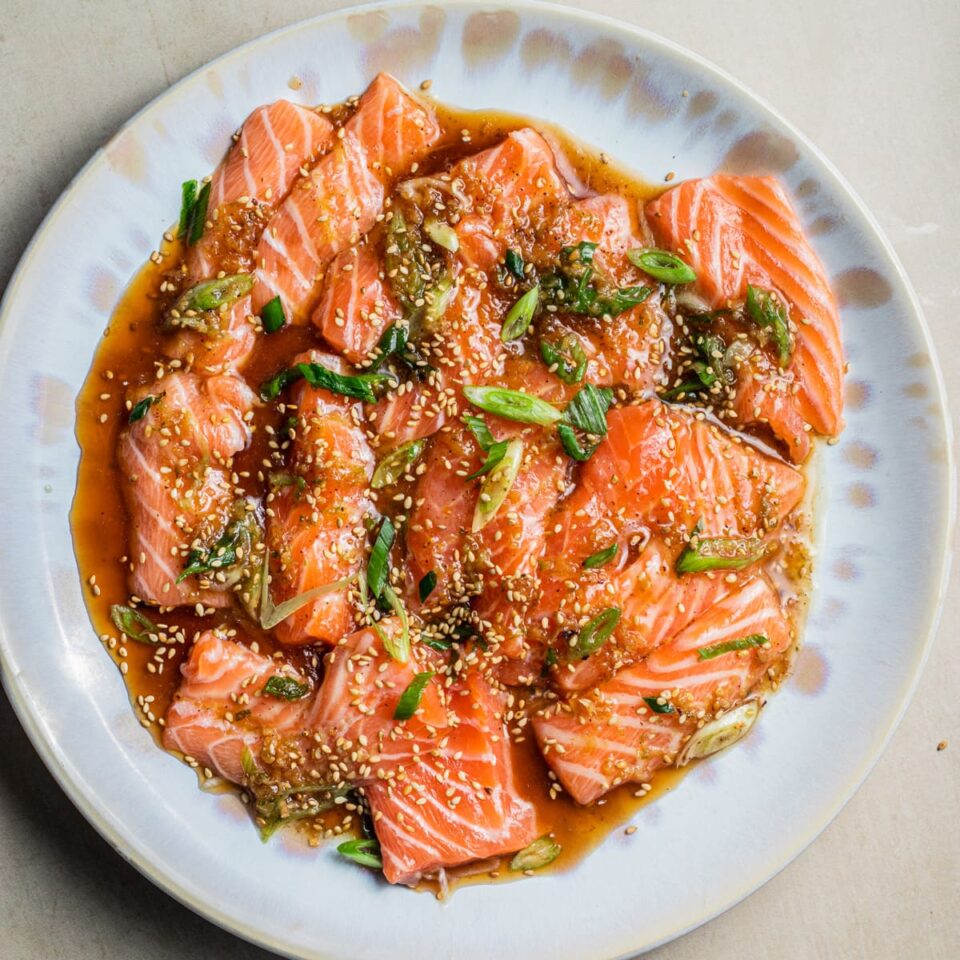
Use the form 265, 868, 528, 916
0, 2, 952, 958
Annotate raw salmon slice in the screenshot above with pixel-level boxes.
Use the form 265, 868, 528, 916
266, 351, 375, 645
533, 575, 790, 803
570, 400, 805, 539
311, 243, 402, 363
118, 372, 255, 606
543, 539, 743, 692
164, 295, 257, 374
188, 101, 335, 279
644, 175, 844, 453
311, 624, 537, 884
164, 630, 312, 783
253, 74, 441, 323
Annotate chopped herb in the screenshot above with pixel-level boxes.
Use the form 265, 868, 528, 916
504, 248, 525, 280
128, 394, 160, 424
462, 385, 562, 426
337, 838, 382, 869
375, 584, 410, 662
558, 383, 614, 461
583, 543, 618, 569
628, 248, 697, 284
540, 334, 587, 384
187, 181, 211, 245
177, 180, 198, 239
260, 362, 392, 403
262, 675, 309, 701
175, 274, 254, 314
500, 285, 540, 342
371, 439, 426, 489
676, 536, 769, 574
540, 242, 651, 318
385, 210, 430, 316
643, 696, 675, 714
573, 607, 621, 658
260, 296, 286, 334
418, 571, 437, 603
510, 836, 561, 871
472, 437, 523, 532
697, 634, 767, 661
393, 671, 436, 720
176, 513, 256, 583
109, 604, 159, 644
367, 518, 395, 600
746, 284, 793, 367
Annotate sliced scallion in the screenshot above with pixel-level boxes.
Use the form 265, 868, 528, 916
558, 383, 614, 462
510, 835, 561, 872
643, 696, 675, 714
745, 284, 793, 367
367, 518, 395, 600
462, 385, 561, 426
583, 543, 618, 569
500, 285, 540, 342
109, 604, 159, 644
678, 699, 761, 765
260, 362, 392, 403
128, 394, 160, 424
504, 248, 525, 280
696, 634, 767, 661
176, 274, 254, 314
371, 439, 425, 489
337, 837, 382, 869
540, 334, 587, 384
466, 439, 509, 481
376, 584, 410, 662
178, 180, 198, 239
393, 671, 435, 720
424, 218, 459, 252
260, 295, 286, 334
573, 607, 621, 658
628, 248, 697, 284
262, 675, 309, 701
472, 437, 523, 532
257, 551, 353, 630
418, 571, 437, 603
188, 181, 211, 246
676, 536, 769, 574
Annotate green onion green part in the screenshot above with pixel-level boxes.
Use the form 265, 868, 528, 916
540, 334, 587, 384
418, 571, 437, 603
393, 671, 436, 720
574, 607, 621, 658
178, 180, 198, 239
462, 385, 562, 426
260, 296, 286, 334
371, 439, 426, 489
676, 536, 769, 575
337, 838, 382, 869
109, 604, 159, 644
583, 543, 618, 569
643, 696, 675, 714
745, 284, 793, 367
367, 518, 395, 600
697, 634, 767, 661
510, 835, 562, 872
500, 285, 540, 342
628, 248, 697, 284
262, 675, 309, 701
472, 437, 523, 532
128, 394, 160, 424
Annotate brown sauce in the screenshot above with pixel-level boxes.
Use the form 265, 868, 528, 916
71, 97, 811, 893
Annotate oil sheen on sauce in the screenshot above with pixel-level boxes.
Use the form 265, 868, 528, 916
71, 100, 811, 892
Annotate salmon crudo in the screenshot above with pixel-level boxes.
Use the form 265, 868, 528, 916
73, 73, 843, 891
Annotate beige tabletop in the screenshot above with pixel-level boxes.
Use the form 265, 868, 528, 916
1, 1, 957, 957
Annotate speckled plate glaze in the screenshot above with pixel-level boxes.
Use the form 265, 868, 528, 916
0, 2, 952, 958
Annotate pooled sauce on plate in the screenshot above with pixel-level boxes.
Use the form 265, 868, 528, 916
72, 73, 833, 892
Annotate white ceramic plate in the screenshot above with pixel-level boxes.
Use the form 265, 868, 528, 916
0, 2, 952, 958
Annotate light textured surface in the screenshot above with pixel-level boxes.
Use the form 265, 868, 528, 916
0, 1, 957, 958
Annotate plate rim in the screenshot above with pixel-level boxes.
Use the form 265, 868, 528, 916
0, 1, 954, 957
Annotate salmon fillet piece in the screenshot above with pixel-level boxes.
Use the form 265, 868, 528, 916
118, 372, 255, 606
310, 624, 537, 884
533, 575, 791, 803
311, 243, 402, 363
543, 539, 743, 692
164, 295, 258, 375
253, 74, 441, 323
644, 175, 844, 455
566, 400, 805, 540
266, 351, 375, 644
163, 630, 312, 783
188, 100, 335, 279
